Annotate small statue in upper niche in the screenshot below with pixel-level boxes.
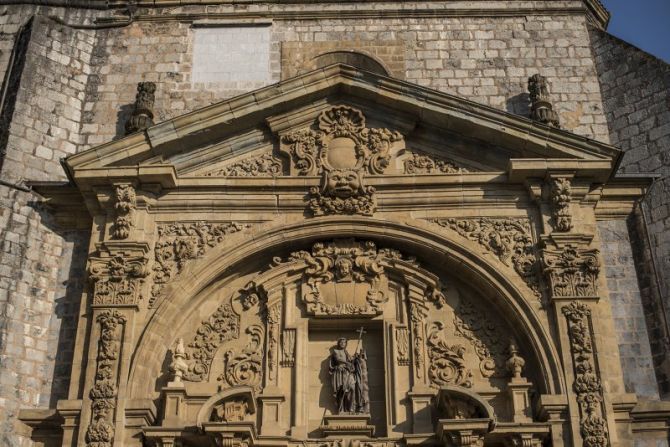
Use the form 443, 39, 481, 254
329, 337, 370, 414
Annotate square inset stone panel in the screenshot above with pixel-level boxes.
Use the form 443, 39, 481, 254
193, 26, 271, 83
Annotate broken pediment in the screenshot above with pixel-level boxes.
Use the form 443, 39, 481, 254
64, 64, 622, 191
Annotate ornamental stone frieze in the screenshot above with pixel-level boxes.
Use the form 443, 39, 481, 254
150, 221, 248, 307
542, 245, 600, 299
280, 106, 403, 216
562, 301, 609, 447
429, 217, 541, 297
548, 177, 573, 232
87, 242, 150, 306
403, 150, 470, 174
201, 153, 284, 177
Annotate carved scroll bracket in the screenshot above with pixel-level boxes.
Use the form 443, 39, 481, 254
87, 241, 150, 307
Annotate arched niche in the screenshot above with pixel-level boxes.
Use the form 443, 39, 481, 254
128, 217, 564, 407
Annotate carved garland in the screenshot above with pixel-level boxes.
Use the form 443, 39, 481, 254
150, 221, 247, 307
562, 302, 609, 447
88, 254, 149, 306
85, 310, 126, 447
203, 153, 283, 177
404, 151, 470, 174
542, 245, 600, 298
550, 177, 573, 232
453, 299, 505, 378
426, 322, 473, 388
111, 184, 136, 240
430, 217, 540, 297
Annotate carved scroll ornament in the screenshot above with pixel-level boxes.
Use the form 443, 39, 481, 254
427, 322, 473, 388
150, 221, 247, 307
220, 325, 265, 392
282, 106, 403, 216
562, 301, 609, 447
543, 245, 600, 298
274, 240, 409, 317
430, 217, 540, 296
453, 299, 505, 378
88, 253, 149, 306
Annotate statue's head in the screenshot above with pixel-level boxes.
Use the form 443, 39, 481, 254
335, 257, 353, 279
337, 337, 348, 349
325, 169, 361, 198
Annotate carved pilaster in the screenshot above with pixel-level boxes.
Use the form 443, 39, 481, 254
85, 310, 126, 447
562, 301, 610, 447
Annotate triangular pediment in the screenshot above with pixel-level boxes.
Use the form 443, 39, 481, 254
65, 63, 621, 187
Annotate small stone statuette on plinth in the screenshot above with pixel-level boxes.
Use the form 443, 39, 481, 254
169, 338, 189, 384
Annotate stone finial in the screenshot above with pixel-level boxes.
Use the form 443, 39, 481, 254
506, 341, 525, 379
169, 338, 189, 383
125, 81, 156, 135
528, 74, 560, 128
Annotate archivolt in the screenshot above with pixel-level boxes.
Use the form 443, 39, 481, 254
127, 216, 565, 397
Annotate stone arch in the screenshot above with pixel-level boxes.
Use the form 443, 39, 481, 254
127, 216, 565, 399
312, 51, 391, 76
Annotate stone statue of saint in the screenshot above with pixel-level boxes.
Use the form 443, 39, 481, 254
329, 337, 369, 414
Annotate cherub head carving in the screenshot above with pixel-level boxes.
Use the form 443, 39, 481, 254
324, 169, 364, 198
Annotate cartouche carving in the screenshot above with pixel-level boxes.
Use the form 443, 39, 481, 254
85, 310, 126, 447
549, 177, 573, 232
404, 151, 470, 174
151, 221, 246, 307
276, 240, 411, 317
430, 217, 540, 296
183, 303, 240, 382
88, 253, 149, 306
221, 325, 265, 392
453, 299, 505, 378
282, 106, 403, 216
562, 302, 609, 447
543, 245, 600, 298
111, 184, 136, 240
427, 322, 473, 388
203, 153, 283, 177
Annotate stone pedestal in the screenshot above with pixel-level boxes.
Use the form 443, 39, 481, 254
162, 382, 187, 426
507, 378, 533, 423
436, 419, 492, 447
408, 389, 435, 434
320, 414, 375, 437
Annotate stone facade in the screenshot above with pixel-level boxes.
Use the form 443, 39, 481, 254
0, 1, 667, 447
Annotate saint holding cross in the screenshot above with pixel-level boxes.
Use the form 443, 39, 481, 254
328, 328, 370, 414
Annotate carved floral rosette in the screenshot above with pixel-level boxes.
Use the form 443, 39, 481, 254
562, 301, 609, 447
430, 217, 540, 297
85, 310, 126, 447
88, 253, 149, 306
275, 239, 410, 317
150, 221, 246, 307
542, 245, 600, 298
281, 106, 403, 216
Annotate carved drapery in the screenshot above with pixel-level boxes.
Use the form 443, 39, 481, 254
220, 325, 265, 392
88, 252, 149, 306
274, 240, 412, 317
282, 106, 403, 216
111, 184, 136, 240
85, 310, 126, 447
430, 217, 540, 297
183, 303, 241, 382
453, 299, 506, 378
403, 151, 470, 174
202, 153, 283, 177
542, 245, 600, 298
549, 177, 573, 232
562, 302, 609, 447
426, 322, 473, 388
281, 328, 296, 367
150, 221, 247, 307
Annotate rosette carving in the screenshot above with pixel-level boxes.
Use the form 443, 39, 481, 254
562, 301, 609, 447
426, 322, 473, 388
543, 245, 600, 298
150, 221, 246, 307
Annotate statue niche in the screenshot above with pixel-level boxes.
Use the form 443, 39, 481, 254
329, 337, 370, 415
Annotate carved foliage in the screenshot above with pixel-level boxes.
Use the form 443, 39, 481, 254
282, 106, 403, 216
277, 240, 405, 317
453, 299, 505, 378
562, 302, 609, 447
396, 327, 410, 366
220, 325, 265, 392
86, 310, 126, 447
88, 254, 149, 306
431, 218, 540, 296
183, 303, 240, 382
543, 246, 600, 298
203, 153, 283, 177
549, 177, 573, 232
151, 222, 246, 307
427, 322, 473, 388
281, 328, 296, 367
111, 184, 136, 239
404, 151, 470, 174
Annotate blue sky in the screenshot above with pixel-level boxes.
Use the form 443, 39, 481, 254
602, 0, 670, 62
